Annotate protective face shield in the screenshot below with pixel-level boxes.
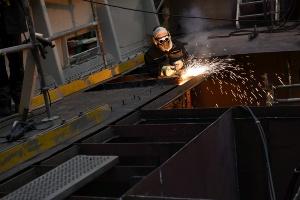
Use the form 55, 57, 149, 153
152, 34, 173, 52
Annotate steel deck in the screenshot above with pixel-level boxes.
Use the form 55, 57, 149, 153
0, 25, 300, 199
0, 72, 185, 180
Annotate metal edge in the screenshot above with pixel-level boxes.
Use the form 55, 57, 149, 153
0, 104, 111, 175
31, 54, 145, 109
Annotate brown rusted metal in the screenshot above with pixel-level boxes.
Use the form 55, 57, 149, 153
186, 90, 192, 108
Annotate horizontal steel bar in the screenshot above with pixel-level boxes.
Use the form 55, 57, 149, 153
109, 124, 208, 137
275, 98, 300, 103
232, 106, 300, 118
89, 77, 178, 91
123, 195, 205, 200
77, 143, 185, 157
239, 13, 265, 18
142, 75, 207, 110
95, 166, 155, 182
274, 84, 300, 89
140, 108, 226, 121
68, 197, 118, 200
0, 22, 98, 55
240, 1, 263, 6
47, 22, 99, 42
0, 43, 33, 55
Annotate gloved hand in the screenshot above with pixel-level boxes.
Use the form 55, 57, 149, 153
161, 66, 175, 76
173, 60, 184, 71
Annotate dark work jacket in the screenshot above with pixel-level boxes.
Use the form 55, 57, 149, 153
0, 0, 27, 34
144, 39, 188, 78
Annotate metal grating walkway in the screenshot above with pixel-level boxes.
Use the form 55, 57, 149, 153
1, 155, 119, 200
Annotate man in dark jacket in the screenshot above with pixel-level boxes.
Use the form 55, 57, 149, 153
144, 26, 188, 78
0, 0, 27, 117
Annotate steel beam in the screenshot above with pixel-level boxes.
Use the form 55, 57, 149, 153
0, 104, 110, 177
142, 75, 208, 110
123, 196, 206, 200
77, 143, 184, 157
109, 124, 209, 137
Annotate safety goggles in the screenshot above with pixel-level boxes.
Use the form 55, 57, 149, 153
155, 35, 170, 44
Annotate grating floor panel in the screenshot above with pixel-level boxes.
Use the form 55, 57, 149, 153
1, 155, 119, 200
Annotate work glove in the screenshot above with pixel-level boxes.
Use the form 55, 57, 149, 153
173, 60, 184, 71
161, 66, 175, 76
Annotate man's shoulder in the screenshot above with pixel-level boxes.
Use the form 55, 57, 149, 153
145, 44, 164, 59
145, 44, 158, 55
172, 39, 185, 48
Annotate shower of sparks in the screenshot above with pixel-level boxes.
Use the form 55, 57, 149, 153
179, 55, 265, 106
275, 73, 285, 85
180, 55, 239, 82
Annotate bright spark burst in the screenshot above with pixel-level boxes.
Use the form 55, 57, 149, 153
179, 55, 265, 106
180, 55, 239, 81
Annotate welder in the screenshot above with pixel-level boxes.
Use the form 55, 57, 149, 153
144, 26, 188, 78
0, 0, 27, 117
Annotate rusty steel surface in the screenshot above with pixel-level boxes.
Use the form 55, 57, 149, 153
0, 104, 111, 176
0, 104, 300, 199
1, 56, 300, 199
0, 76, 176, 181
124, 109, 238, 199
142, 75, 208, 110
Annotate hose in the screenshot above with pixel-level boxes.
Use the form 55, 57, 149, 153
239, 105, 276, 200
285, 165, 300, 200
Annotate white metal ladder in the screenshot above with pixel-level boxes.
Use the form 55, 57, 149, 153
236, 0, 280, 29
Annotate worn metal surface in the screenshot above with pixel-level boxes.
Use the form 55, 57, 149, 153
0, 74, 176, 181
77, 143, 184, 157
1, 155, 119, 200
1, 47, 300, 199
0, 104, 111, 175
183, 27, 300, 57
124, 109, 238, 199
87, 75, 179, 91
32, 55, 145, 108
233, 106, 300, 200
1, 106, 300, 199
142, 75, 208, 110
0, 0, 299, 199
122, 196, 208, 200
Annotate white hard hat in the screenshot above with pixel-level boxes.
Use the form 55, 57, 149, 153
153, 26, 168, 38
